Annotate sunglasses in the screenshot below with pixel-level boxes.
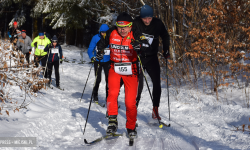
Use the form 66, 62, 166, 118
116, 22, 133, 28
52, 40, 57, 43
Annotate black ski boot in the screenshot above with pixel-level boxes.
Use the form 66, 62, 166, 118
106, 115, 118, 135
56, 84, 64, 90
93, 95, 98, 103
127, 127, 137, 138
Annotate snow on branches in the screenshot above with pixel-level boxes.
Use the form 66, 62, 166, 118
0, 40, 49, 116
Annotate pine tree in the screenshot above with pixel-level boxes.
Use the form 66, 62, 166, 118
32, 0, 108, 29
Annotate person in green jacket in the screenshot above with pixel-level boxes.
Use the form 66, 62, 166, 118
31, 31, 51, 78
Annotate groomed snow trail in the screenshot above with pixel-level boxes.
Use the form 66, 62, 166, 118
0, 46, 249, 150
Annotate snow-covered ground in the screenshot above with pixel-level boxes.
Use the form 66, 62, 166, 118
0, 45, 249, 150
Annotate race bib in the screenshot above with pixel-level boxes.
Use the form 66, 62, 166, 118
51, 48, 59, 54
114, 62, 132, 75
104, 48, 110, 55
96, 48, 110, 55
38, 45, 45, 50
143, 33, 154, 45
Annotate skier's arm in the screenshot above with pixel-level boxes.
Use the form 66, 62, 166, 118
31, 38, 38, 47
87, 36, 97, 59
132, 27, 149, 52
59, 46, 63, 59
44, 45, 50, 52
27, 37, 32, 50
96, 27, 114, 52
159, 21, 170, 54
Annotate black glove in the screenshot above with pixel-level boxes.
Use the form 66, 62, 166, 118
91, 57, 96, 62
96, 50, 104, 60
34, 42, 37, 48
131, 39, 141, 52
139, 39, 150, 50
163, 50, 170, 59
60, 59, 63, 64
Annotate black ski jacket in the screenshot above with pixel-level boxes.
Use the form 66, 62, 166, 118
133, 17, 170, 57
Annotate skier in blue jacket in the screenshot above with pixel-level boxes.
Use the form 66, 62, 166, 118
88, 24, 110, 102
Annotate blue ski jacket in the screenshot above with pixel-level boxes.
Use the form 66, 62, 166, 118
88, 24, 110, 62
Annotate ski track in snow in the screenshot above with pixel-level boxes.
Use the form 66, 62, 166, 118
0, 47, 249, 150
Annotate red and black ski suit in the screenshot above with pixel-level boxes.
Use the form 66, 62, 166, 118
97, 26, 142, 130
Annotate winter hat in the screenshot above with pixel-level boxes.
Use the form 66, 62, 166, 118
38, 30, 44, 36
51, 35, 58, 41
140, 5, 154, 18
116, 12, 133, 27
99, 24, 109, 33
17, 30, 21, 36
13, 21, 18, 26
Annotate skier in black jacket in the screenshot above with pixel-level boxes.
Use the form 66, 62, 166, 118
133, 5, 170, 120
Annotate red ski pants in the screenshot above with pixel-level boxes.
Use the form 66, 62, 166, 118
107, 63, 138, 130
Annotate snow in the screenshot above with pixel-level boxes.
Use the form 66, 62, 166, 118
0, 46, 249, 150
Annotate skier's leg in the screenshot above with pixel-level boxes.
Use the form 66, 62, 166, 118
107, 65, 121, 116
103, 61, 110, 100
93, 61, 103, 101
145, 56, 161, 107
47, 62, 53, 84
54, 61, 60, 86
136, 69, 144, 107
123, 63, 138, 131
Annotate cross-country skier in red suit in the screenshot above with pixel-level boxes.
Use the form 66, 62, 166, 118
96, 12, 148, 138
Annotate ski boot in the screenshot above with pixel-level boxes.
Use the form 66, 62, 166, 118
93, 95, 98, 103
56, 84, 64, 90
127, 127, 137, 138
152, 106, 161, 120
106, 115, 118, 135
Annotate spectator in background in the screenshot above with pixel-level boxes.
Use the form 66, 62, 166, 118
7, 21, 21, 46
16, 30, 32, 64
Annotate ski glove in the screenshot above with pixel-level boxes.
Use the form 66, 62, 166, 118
9, 35, 12, 38
131, 40, 141, 52
60, 59, 63, 64
91, 57, 96, 63
34, 42, 37, 48
163, 50, 170, 59
96, 50, 104, 60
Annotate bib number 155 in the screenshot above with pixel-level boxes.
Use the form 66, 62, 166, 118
119, 67, 127, 72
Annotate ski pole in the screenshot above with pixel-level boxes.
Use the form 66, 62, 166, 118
82, 60, 100, 135
43, 47, 51, 78
137, 55, 163, 128
79, 63, 93, 102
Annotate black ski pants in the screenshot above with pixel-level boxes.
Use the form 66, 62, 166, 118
25, 53, 30, 64
35, 55, 48, 78
136, 55, 161, 107
47, 60, 60, 86
93, 61, 110, 99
